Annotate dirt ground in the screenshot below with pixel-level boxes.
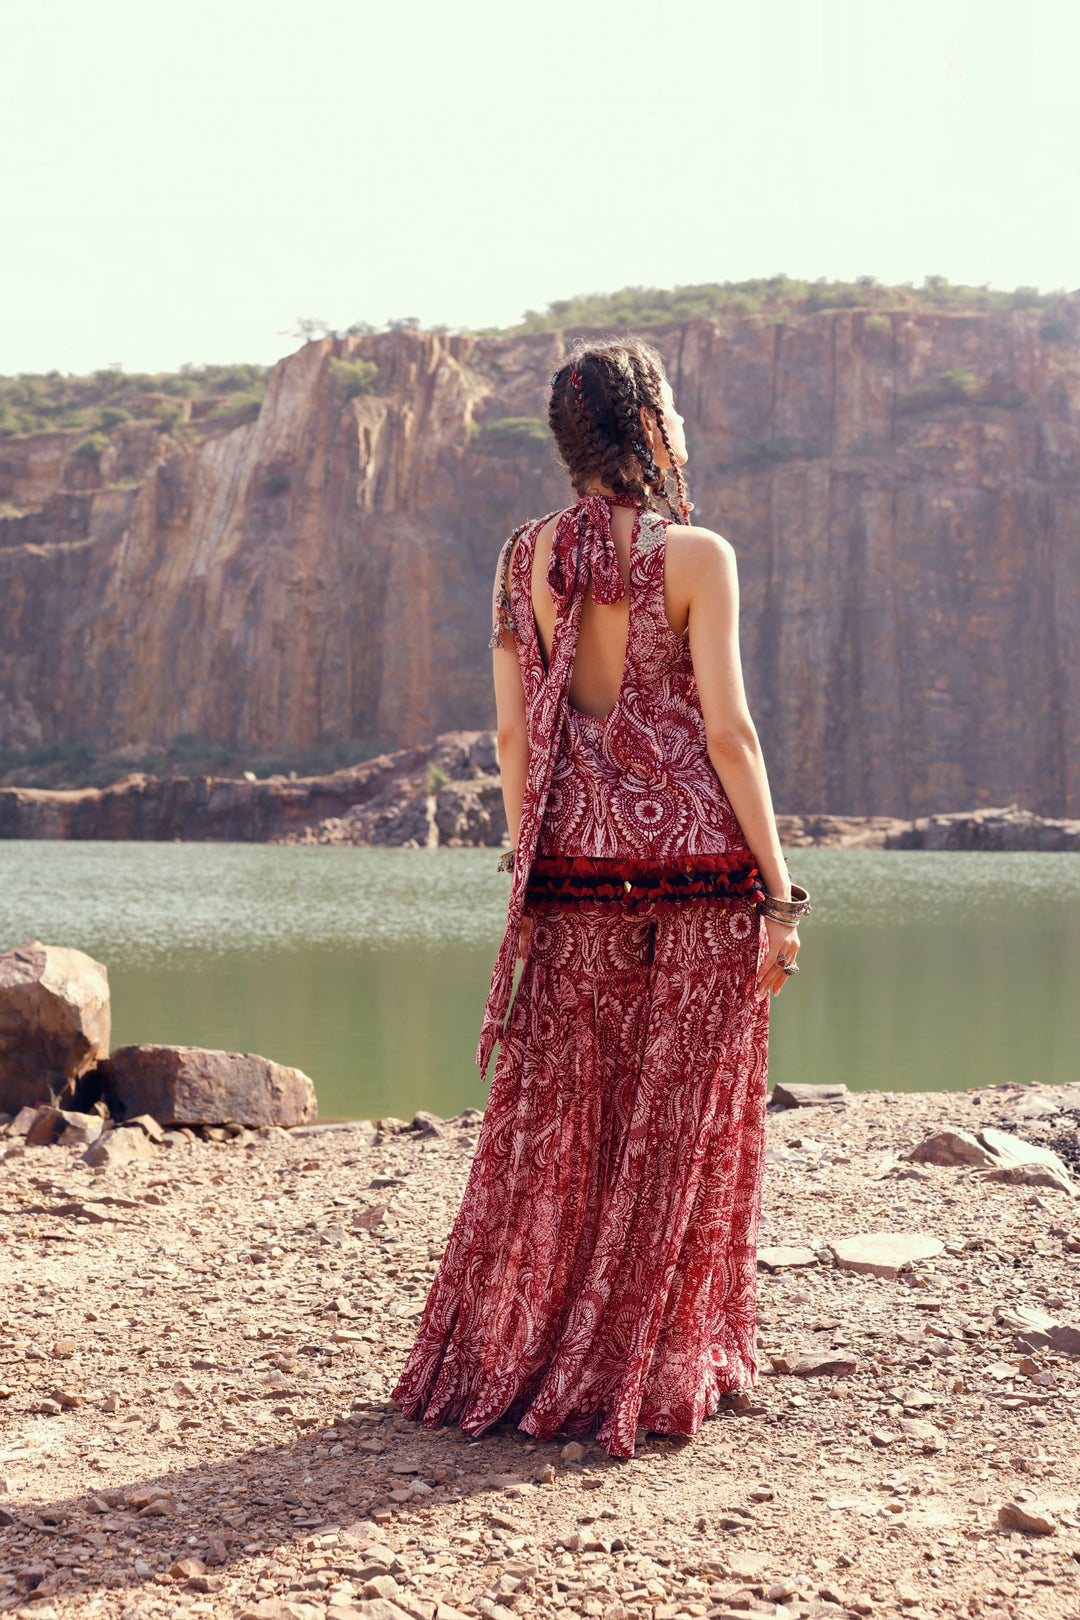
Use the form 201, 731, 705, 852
3, 1080, 1080, 1620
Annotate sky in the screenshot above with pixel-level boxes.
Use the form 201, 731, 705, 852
2, 0, 1078, 377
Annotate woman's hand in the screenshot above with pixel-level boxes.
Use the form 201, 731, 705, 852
755, 916, 800, 1001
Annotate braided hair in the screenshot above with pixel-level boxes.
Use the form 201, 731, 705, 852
548, 336, 691, 524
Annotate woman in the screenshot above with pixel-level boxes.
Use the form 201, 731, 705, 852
392, 336, 810, 1459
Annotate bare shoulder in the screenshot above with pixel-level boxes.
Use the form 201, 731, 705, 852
664, 522, 736, 573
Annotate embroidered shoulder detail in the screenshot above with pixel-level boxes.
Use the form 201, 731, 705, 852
636, 508, 668, 553
489, 523, 528, 650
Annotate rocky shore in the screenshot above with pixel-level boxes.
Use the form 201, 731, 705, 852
1, 733, 1077, 850
3, 1081, 1080, 1620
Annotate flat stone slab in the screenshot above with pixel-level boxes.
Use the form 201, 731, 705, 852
771, 1081, 849, 1109
769, 1350, 857, 1377
829, 1232, 944, 1279
757, 1245, 819, 1272
104, 1044, 317, 1128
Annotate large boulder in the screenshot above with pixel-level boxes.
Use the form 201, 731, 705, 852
0, 941, 110, 1114
104, 1045, 317, 1128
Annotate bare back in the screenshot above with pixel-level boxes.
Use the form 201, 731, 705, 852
527, 506, 691, 719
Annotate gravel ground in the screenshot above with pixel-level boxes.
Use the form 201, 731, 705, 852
3, 1082, 1080, 1620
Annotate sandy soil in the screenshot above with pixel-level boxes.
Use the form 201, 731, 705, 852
3, 1082, 1080, 1620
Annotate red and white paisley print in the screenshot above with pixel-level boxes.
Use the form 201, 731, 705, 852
391, 497, 773, 1458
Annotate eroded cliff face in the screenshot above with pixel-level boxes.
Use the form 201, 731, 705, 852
2, 300, 1079, 816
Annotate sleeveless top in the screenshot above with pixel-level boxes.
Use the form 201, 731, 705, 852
477, 494, 765, 1074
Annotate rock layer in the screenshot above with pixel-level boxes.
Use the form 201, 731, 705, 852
3, 299, 1080, 816
2, 733, 1079, 846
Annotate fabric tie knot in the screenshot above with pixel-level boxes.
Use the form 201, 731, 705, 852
546, 493, 628, 612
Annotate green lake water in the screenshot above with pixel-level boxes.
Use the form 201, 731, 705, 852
0, 843, 1077, 1121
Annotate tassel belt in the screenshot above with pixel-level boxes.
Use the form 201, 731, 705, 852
524, 851, 767, 914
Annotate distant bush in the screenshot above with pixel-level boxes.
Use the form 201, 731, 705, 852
73, 432, 109, 463
329, 358, 379, 400
717, 436, 808, 473
99, 406, 132, 428
863, 313, 892, 336
1039, 320, 1070, 343
478, 416, 550, 464
154, 402, 186, 432
263, 472, 290, 497
425, 762, 447, 793
897, 369, 979, 415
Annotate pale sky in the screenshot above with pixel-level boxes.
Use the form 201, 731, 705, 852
2, 0, 1078, 377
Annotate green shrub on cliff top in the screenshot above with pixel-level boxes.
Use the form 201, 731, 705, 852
73, 432, 109, 463
477, 416, 551, 464
329, 358, 379, 400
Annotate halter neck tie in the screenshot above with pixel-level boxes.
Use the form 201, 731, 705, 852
546, 492, 640, 611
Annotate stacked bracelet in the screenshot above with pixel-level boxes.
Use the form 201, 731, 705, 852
760, 882, 811, 923
497, 850, 515, 873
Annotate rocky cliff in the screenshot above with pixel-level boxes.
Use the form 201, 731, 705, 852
3, 731, 1078, 850
2, 297, 1080, 817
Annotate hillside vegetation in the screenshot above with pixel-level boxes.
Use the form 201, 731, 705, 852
2, 275, 1073, 433
0, 362, 271, 439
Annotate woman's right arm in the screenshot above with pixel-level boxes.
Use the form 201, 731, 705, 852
679, 528, 790, 905
491, 536, 529, 847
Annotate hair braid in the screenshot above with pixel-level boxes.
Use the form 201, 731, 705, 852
546, 335, 692, 522
627, 351, 691, 526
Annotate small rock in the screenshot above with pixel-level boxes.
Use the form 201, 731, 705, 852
125, 1112, 165, 1142
997, 1499, 1057, 1534
361, 1575, 401, 1600
769, 1351, 857, 1377
899, 1418, 945, 1451
771, 1082, 849, 1109
9, 1105, 40, 1137
82, 1125, 158, 1168
50, 1338, 77, 1359
757, 1245, 818, 1272
25, 1107, 66, 1146
127, 1486, 172, 1510
170, 1557, 206, 1580
561, 1441, 587, 1463
903, 1130, 998, 1167
829, 1232, 944, 1280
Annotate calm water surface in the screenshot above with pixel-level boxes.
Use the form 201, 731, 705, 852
0, 843, 1076, 1120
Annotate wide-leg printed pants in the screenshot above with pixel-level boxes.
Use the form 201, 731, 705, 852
391, 896, 771, 1459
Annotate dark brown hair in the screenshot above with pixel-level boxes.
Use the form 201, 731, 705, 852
548, 336, 691, 523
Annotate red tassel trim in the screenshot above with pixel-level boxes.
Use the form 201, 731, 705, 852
524, 851, 766, 914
